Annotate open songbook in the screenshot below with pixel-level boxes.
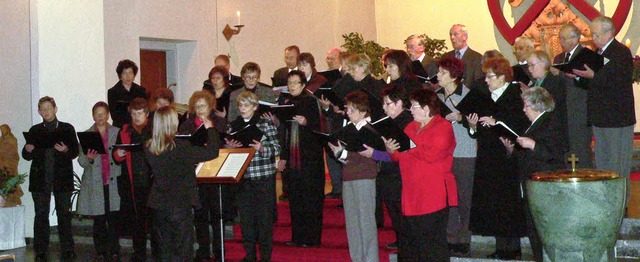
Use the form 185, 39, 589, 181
227, 124, 264, 147
77, 131, 106, 154
494, 121, 520, 140
175, 124, 208, 146
258, 100, 296, 121
314, 122, 386, 152
552, 48, 604, 74
196, 148, 255, 183
370, 116, 415, 152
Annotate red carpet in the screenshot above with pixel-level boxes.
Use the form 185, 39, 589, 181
222, 198, 397, 261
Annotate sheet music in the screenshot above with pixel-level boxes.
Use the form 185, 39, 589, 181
217, 153, 250, 177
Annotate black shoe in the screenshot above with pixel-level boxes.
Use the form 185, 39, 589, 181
299, 242, 320, 248
35, 254, 47, 262
337, 204, 344, 209
385, 241, 398, 250
487, 250, 521, 260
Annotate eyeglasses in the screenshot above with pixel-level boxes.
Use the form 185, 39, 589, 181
410, 105, 422, 110
287, 81, 301, 85
384, 101, 395, 106
485, 74, 497, 79
527, 62, 544, 68
243, 75, 259, 81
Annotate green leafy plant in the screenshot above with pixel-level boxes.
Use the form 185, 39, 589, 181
404, 34, 449, 59
0, 167, 26, 197
341, 32, 387, 77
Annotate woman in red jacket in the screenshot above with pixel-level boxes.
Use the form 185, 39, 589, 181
384, 88, 457, 261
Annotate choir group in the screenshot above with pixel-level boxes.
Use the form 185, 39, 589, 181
22, 16, 635, 262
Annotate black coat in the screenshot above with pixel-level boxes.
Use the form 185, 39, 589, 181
584, 40, 636, 127
332, 74, 386, 121
22, 120, 79, 193
512, 112, 568, 180
468, 83, 530, 237
108, 81, 147, 128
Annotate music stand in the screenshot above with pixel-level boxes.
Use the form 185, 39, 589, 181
196, 148, 256, 262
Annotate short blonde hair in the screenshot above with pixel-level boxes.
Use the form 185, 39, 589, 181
236, 91, 259, 107
345, 54, 372, 75
147, 106, 178, 155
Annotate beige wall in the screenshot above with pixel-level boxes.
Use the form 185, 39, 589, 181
216, 0, 378, 78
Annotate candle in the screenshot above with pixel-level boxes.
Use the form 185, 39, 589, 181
625, 39, 631, 48
236, 11, 241, 25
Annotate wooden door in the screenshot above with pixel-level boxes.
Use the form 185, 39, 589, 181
140, 50, 167, 108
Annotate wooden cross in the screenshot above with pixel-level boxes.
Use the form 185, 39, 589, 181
567, 154, 579, 172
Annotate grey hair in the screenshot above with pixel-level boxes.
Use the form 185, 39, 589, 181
528, 50, 552, 71
560, 23, 580, 38
405, 34, 426, 46
593, 16, 615, 34
514, 37, 534, 48
522, 86, 555, 112
452, 24, 468, 37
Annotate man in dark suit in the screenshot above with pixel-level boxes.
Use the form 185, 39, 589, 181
550, 23, 594, 169
444, 24, 483, 88
512, 36, 534, 85
573, 16, 635, 202
229, 62, 279, 121
272, 45, 300, 87
22, 96, 80, 261
405, 34, 437, 78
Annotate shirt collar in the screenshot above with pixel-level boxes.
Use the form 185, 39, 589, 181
417, 53, 426, 62
491, 82, 510, 101
352, 116, 371, 130
600, 39, 614, 53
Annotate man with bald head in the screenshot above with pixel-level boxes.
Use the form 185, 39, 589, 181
321, 48, 343, 87
512, 36, 534, 84
549, 23, 594, 169
444, 24, 483, 88
573, 16, 635, 202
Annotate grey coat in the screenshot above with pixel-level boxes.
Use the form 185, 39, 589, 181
76, 124, 121, 216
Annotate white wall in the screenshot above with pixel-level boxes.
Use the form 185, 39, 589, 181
0, 0, 32, 236
104, 0, 218, 104
216, 0, 378, 77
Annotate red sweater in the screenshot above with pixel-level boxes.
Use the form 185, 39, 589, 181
390, 115, 458, 216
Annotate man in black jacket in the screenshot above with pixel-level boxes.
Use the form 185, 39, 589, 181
573, 16, 635, 202
22, 96, 79, 261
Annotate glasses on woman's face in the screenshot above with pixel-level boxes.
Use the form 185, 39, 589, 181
485, 74, 497, 79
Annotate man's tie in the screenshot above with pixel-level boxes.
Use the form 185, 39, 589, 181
455, 50, 461, 60
564, 52, 571, 63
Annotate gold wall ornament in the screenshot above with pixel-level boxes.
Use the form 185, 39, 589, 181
521, 0, 593, 58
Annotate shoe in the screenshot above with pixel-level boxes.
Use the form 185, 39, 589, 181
337, 204, 344, 209
486, 250, 521, 260
285, 241, 299, 247
299, 243, 320, 248
35, 254, 47, 262
385, 241, 398, 250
